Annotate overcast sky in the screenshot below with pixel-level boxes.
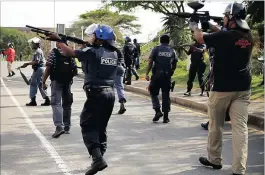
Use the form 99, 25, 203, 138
0, 1, 234, 42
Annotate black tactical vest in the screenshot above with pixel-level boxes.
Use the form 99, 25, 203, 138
83, 47, 118, 87
50, 48, 77, 83
152, 45, 174, 76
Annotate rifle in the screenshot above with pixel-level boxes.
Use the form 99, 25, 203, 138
167, 1, 223, 32
25, 25, 90, 45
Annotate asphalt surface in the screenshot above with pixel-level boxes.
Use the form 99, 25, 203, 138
0, 61, 264, 175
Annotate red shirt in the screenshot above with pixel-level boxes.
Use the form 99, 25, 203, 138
3, 48, 15, 62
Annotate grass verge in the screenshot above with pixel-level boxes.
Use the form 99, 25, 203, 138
138, 59, 264, 101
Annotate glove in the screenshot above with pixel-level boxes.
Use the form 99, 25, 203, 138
189, 22, 198, 31
201, 21, 210, 31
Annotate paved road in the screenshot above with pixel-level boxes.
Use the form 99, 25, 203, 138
0, 62, 264, 175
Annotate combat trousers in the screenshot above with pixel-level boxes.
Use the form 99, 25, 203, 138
30, 67, 48, 99
187, 62, 206, 92
115, 66, 126, 103
207, 91, 250, 174
149, 74, 171, 112
50, 81, 73, 130
80, 87, 115, 155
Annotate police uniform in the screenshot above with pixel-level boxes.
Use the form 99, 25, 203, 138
114, 48, 127, 114
149, 43, 178, 123
27, 47, 50, 106
184, 42, 206, 96
123, 37, 139, 85
46, 47, 77, 138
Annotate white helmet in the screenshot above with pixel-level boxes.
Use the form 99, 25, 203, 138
28, 37, 41, 44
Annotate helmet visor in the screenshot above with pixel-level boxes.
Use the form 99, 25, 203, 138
84, 23, 98, 36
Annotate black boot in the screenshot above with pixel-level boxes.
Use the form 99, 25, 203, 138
135, 74, 139, 81
26, 97, 37, 106
201, 121, 209, 130
7, 73, 12, 77
153, 108, 163, 122
163, 112, 170, 123
184, 91, 191, 96
11, 71, 15, 76
85, 148, 108, 175
41, 97, 50, 106
118, 103, 126, 114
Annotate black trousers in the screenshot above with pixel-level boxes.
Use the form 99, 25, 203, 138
149, 74, 171, 112
187, 62, 206, 92
80, 87, 115, 155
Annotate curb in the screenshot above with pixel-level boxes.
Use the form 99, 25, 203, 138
124, 85, 264, 131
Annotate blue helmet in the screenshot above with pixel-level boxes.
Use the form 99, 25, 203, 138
84, 23, 116, 40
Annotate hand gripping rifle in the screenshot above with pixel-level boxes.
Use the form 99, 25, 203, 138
167, 1, 223, 32
25, 25, 91, 46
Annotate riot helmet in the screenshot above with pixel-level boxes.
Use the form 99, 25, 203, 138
223, 2, 250, 30
84, 23, 117, 47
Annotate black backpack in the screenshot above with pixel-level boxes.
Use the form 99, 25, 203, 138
52, 48, 77, 83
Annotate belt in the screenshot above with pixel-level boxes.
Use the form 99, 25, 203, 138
84, 85, 112, 92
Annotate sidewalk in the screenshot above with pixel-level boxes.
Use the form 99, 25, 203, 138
124, 80, 264, 130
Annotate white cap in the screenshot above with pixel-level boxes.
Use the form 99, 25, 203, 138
28, 37, 41, 43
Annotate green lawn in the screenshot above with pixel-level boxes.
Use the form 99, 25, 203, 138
138, 59, 264, 101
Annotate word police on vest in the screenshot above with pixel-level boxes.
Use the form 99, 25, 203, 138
101, 57, 117, 66
158, 52, 172, 57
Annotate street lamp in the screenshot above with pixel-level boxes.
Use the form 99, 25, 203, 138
81, 26, 85, 40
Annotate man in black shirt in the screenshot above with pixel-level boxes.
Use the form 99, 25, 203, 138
183, 39, 206, 96
190, 2, 253, 175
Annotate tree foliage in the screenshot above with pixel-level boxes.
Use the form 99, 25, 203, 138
0, 28, 32, 60
104, 1, 190, 59
68, 8, 141, 44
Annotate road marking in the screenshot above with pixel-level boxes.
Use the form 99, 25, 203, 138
0, 77, 73, 175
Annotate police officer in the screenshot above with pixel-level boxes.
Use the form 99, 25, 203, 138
183, 39, 206, 96
115, 48, 127, 114
42, 42, 77, 138
48, 23, 118, 175
190, 2, 253, 175
133, 38, 141, 70
145, 34, 178, 123
123, 36, 139, 85
21, 37, 50, 106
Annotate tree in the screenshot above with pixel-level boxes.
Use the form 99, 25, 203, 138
0, 28, 32, 60
104, 1, 192, 59
68, 8, 141, 44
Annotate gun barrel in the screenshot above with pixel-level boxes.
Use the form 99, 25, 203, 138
168, 12, 222, 21
168, 12, 192, 18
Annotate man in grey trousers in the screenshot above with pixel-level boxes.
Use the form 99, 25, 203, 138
21, 37, 50, 106
42, 42, 77, 138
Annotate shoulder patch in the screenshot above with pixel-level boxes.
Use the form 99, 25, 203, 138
81, 47, 93, 52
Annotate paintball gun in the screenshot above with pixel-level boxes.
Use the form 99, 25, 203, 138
25, 25, 90, 45
167, 1, 223, 32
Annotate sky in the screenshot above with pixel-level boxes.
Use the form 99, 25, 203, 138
0, 1, 235, 42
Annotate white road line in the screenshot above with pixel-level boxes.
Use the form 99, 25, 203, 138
0, 77, 72, 175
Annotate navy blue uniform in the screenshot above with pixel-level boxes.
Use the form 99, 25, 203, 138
149, 44, 177, 113
186, 42, 206, 94
123, 42, 138, 84
75, 45, 118, 155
